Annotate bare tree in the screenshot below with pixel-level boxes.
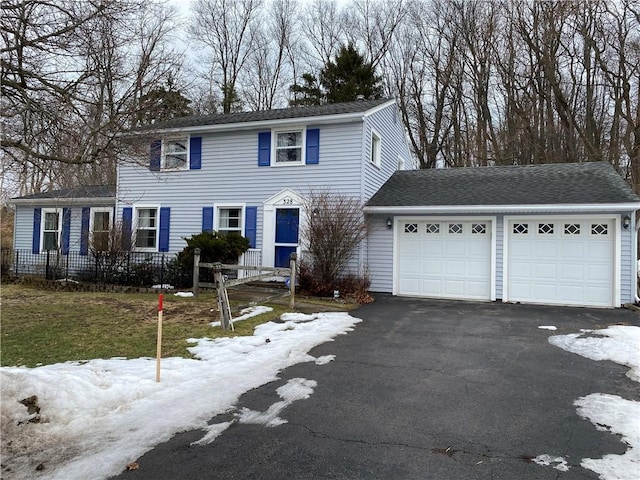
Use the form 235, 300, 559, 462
189, 0, 262, 113
1, 0, 183, 195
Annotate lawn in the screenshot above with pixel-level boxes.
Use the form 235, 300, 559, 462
0, 283, 295, 367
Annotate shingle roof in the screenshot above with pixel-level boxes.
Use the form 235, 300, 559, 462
12, 185, 115, 201
367, 162, 639, 207
136, 98, 392, 131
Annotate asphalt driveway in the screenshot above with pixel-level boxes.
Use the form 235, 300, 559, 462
112, 296, 639, 479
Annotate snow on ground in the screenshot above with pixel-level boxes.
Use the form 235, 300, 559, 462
0, 311, 361, 480
538, 325, 557, 331
209, 305, 273, 328
547, 325, 640, 480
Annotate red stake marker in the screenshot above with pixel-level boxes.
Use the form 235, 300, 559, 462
156, 294, 164, 382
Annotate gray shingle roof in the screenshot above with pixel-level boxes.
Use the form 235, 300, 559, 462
12, 185, 115, 201
136, 98, 392, 131
367, 162, 639, 207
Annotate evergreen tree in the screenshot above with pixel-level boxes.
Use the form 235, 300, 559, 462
320, 43, 383, 103
136, 82, 192, 126
289, 73, 323, 106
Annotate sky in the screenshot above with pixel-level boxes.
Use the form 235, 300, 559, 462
1, 305, 639, 480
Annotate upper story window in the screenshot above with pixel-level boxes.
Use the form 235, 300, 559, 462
42, 209, 61, 251
217, 207, 243, 235
91, 208, 112, 251
135, 207, 158, 249
370, 129, 381, 167
275, 130, 304, 164
162, 137, 188, 170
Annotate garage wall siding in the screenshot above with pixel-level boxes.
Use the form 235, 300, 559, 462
620, 210, 634, 304
367, 214, 394, 292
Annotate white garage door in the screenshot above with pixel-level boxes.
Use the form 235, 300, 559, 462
397, 220, 492, 300
506, 218, 615, 307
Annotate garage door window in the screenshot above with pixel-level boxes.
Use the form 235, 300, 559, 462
472, 223, 487, 234
513, 223, 528, 234
538, 223, 554, 234
591, 224, 608, 235
404, 223, 418, 233
426, 223, 440, 234
449, 223, 463, 234
564, 223, 580, 235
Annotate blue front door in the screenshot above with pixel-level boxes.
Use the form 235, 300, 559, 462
275, 208, 299, 267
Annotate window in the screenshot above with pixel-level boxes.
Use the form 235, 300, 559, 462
135, 208, 158, 249
472, 223, 487, 234
426, 223, 440, 234
42, 209, 61, 251
218, 207, 243, 235
370, 129, 381, 167
513, 223, 528, 234
538, 223, 554, 234
91, 208, 112, 251
404, 223, 418, 233
274, 130, 303, 164
162, 137, 188, 170
448, 223, 463, 234
591, 223, 608, 235
564, 223, 580, 235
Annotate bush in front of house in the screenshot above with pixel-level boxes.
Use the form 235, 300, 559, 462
167, 231, 251, 287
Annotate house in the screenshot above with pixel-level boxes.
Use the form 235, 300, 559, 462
364, 162, 640, 308
9, 98, 640, 309
10, 98, 411, 275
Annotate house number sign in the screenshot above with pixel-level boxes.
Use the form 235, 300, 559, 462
281, 197, 294, 205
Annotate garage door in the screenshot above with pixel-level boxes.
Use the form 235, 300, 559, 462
397, 220, 492, 300
506, 218, 614, 307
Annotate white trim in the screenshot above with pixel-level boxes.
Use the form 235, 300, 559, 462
215, 203, 246, 235
123, 103, 396, 137
40, 207, 62, 252
262, 189, 305, 267
271, 126, 306, 167
369, 127, 382, 168
392, 215, 497, 301
364, 203, 640, 214
502, 214, 619, 308
132, 205, 159, 252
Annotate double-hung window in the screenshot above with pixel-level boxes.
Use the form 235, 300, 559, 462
162, 137, 188, 170
217, 207, 243, 236
135, 207, 158, 249
42, 209, 61, 251
91, 208, 112, 251
274, 130, 303, 164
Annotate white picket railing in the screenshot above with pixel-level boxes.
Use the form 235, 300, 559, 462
238, 248, 262, 279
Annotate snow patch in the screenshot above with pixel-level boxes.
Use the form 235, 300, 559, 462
174, 291, 194, 297
209, 305, 273, 327
1, 312, 360, 480
532, 454, 569, 472
538, 325, 557, 331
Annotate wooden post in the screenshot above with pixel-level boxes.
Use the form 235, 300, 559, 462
155, 293, 163, 383
214, 263, 232, 330
192, 248, 201, 296
289, 252, 297, 309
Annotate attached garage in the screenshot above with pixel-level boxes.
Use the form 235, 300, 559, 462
397, 219, 493, 300
365, 162, 640, 308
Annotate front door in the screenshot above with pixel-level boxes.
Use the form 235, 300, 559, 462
275, 208, 299, 267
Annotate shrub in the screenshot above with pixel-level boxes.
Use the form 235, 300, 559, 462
298, 259, 373, 303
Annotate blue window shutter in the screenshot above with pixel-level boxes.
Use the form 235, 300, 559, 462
80, 207, 90, 255
32, 208, 42, 254
306, 128, 320, 164
245, 206, 257, 248
190, 136, 202, 170
202, 207, 214, 232
61, 208, 71, 254
159, 207, 170, 252
150, 140, 161, 171
122, 207, 132, 250
258, 131, 271, 166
